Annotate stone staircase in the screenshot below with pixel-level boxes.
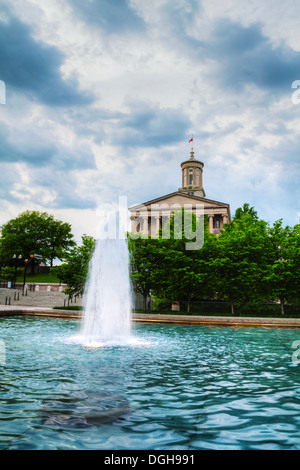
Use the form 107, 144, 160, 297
0, 288, 83, 308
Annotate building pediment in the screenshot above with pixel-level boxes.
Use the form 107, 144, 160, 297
129, 192, 230, 212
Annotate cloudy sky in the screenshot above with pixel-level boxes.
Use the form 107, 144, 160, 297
0, 0, 299, 241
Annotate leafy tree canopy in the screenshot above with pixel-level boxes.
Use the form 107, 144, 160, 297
53, 235, 96, 298
0, 210, 75, 267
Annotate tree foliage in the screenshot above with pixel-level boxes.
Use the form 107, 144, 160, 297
128, 206, 300, 315
129, 211, 215, 311
264, 220, 300, 314
53, 235, 96, 298
6, 205, 296, 316
128, 236, 161, 310
0, 210, 75, 268
209, 212, 270, 314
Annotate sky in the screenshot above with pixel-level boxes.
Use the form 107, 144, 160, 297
0, 0, 299, 242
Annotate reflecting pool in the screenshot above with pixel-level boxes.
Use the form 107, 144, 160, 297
0, 316, 299, 450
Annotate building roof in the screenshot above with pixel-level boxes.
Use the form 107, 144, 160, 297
129, 191, 231, 216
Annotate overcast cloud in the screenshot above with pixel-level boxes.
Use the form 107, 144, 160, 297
0, 0, 299, 241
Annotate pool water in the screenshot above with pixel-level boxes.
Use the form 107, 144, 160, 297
0, 316, 299, 450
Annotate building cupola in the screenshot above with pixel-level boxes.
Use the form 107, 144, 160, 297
178, 148, 206, 197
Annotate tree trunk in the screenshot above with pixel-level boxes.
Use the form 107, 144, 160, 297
280, 297, 285, 315
30, 261, 35, 275
230, 298, 235, 315
143, 294, 147, 311
187, 292, 191, 313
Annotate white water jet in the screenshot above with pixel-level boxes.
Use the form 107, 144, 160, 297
79, 235, 133, 346
68, 211, 144, 348
67, 210, 149, 348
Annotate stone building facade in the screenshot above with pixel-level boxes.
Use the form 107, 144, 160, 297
129, 148, 231, 236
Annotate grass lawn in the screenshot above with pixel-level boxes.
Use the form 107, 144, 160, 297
16, 272, 61, 284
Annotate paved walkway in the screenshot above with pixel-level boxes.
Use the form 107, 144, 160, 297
1, 305, 300, 328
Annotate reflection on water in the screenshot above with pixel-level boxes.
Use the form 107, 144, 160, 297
0, 317, 299, 450
41, 389, 130, 428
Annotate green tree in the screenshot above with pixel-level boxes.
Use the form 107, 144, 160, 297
210, 209, 269, 315
234, 203, 259, 221
53, 235, 96, 298
128, 235, 160, 310
264, 220, 300, 314
154, 211, 207, 312
0, 211, 75, 269
0, 267, 15, 282
128, 205, 299, 316
129, 210, 213, 313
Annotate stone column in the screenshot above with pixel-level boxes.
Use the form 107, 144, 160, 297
223, 215, 228, 226
209, 215, 214, 233
130, 216, 136, 233
142, 216, 148, 235
155, 216, 160, 234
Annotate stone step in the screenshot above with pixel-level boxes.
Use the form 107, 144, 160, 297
0, 288, 83, 308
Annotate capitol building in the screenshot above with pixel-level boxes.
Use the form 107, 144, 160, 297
129, 147, 231, 236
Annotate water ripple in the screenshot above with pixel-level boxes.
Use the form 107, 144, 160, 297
0, 318, 300, 449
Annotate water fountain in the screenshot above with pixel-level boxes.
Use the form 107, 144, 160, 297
80, 237, 132, 347
41, 212, 137, 428
2, 212, 299, 449
69, 210, 140, 348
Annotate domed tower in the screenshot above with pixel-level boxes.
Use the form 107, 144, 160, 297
178, 148, 206, 197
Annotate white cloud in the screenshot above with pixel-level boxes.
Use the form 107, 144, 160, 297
0, 0, 299, 243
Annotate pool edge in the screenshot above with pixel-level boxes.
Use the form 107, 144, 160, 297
1, 306, 300, 328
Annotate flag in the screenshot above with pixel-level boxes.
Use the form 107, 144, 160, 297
189, 137, 193, 143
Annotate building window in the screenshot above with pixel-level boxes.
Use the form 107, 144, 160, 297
189, 169, 193, 185
215, 219, 220, 229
